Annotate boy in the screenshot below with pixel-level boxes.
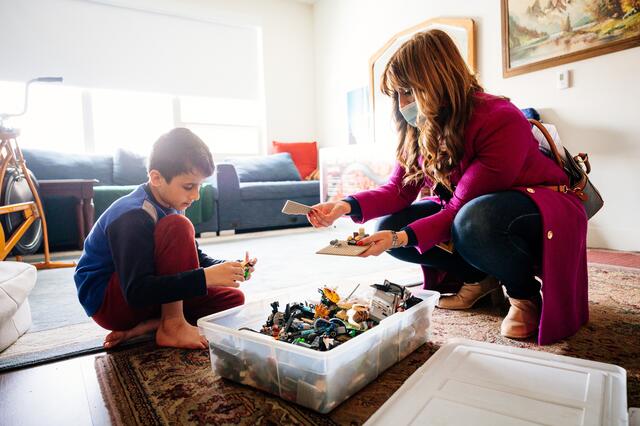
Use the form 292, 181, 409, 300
74, 128, 255, 349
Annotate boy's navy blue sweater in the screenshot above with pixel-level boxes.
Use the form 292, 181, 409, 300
74, 184, 223, 317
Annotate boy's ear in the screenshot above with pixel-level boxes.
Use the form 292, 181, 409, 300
148, 169, 164, 187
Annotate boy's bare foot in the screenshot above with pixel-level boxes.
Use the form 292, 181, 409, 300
155, 317, 207, 349
104, 319, 160, 349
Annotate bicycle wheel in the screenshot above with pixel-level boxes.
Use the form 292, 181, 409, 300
0, 167, 43, 255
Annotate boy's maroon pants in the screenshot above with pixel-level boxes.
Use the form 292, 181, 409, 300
92, 215, 244, 331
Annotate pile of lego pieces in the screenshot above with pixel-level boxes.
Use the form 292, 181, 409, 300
249, 280, 423, 352
330, 227, 370, 247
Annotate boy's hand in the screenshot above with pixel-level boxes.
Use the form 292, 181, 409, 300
204, 262, 245, 288
242, 251, 258, 281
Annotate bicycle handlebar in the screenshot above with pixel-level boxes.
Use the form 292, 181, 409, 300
0, 77, 64, 124
34, 77, 63, 83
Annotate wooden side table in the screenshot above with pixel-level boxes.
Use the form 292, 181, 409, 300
38, 179, 99, 249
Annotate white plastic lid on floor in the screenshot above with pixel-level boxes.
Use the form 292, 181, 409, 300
365, 339, 628, 426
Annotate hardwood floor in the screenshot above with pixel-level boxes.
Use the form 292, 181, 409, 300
0, 354, 110, 426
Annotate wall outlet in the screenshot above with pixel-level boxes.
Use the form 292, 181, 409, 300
557, 70, 570, 89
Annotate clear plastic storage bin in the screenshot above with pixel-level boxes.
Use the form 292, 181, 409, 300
198, 284, 439, 413
365, 339, 629, 426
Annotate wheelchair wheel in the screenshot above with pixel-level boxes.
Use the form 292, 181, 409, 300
1, 167, 43, 255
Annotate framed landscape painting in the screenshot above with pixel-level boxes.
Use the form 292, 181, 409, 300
502, 0, 640, 77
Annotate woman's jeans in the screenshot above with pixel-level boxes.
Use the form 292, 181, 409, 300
377, 191, 542, 299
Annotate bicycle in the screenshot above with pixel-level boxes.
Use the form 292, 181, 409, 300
0, 77, 74, 268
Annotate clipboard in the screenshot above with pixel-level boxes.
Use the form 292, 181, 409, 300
316, 241, 369, 256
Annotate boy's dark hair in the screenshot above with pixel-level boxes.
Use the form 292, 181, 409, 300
148, 128, 214, 182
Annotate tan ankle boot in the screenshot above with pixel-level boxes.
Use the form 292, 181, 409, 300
500, 297, 541, 339
437, 276, 501, 310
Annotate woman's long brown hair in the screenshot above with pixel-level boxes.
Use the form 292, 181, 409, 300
381, 29, 483, 187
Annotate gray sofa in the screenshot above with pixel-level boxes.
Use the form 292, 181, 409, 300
20, 149, 317, 249
22, 148, 219, 249
216, 153, 320, 232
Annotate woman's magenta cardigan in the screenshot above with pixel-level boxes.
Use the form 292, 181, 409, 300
351, 93, 588, 345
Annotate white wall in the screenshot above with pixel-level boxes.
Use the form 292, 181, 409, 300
0, 0, 316, 148
139, 0, 317, 146
313, 0, 640, 251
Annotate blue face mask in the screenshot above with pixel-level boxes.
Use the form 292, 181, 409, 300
400, 101, 419, 127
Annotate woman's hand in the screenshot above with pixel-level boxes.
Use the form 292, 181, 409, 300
307, 201, 351, 228
357, 230, 408, 257
204, 261, 245, 288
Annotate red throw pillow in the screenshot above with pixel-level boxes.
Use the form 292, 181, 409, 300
272, 141, 318, 180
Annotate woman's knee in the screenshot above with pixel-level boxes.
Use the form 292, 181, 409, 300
452, 195, 497, 247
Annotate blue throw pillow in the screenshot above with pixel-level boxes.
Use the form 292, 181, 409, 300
23, 149, 114, 185
113, 149, 148, 185
520, 108, 541, 121
228, 153, 301, 182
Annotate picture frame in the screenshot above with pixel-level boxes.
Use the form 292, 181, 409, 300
369, 18, 475, 144
502, 0, 640, 77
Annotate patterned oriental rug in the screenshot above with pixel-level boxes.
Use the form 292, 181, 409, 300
95, 265, 640, 425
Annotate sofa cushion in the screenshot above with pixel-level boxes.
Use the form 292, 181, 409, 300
113, 149, 148, 185
0, 262, 36, 353
0, 299, 32, 352
239, 180, 320, 201
93, 184, 218, 225
23, 149, 114, 185
0, 262, 36, 325
228, 153, 301, 183
272, 141, 318, 180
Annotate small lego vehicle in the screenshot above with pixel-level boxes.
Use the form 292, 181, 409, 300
368, 280, 423, 322
313, 318, 348, 338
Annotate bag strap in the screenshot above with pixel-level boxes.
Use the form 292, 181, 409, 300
529, 118, 592, 175
529, 119, 590, 201
528, 119, 564, 167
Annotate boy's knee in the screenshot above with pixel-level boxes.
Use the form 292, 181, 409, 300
230, 289, 245, 308
155, 214, 195, 239
211, 287, 244, 311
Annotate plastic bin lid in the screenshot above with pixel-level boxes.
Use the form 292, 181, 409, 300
365, 339, 628, 426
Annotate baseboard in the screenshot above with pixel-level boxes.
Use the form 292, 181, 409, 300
588, 224, 640, 252
199, 232, 218, 239
629, 407, 639, 426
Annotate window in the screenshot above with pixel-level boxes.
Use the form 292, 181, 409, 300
91, 89, 174, 154
178, 96, 263, 156
0, 80, 84, 152
0, 81, 265, 156
1, 1, 265, 155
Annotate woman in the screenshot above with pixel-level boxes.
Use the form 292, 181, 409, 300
308, 30, 588, 345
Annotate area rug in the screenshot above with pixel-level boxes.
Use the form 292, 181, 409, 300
0, 220, 421, 372
95, 264, 640, 425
